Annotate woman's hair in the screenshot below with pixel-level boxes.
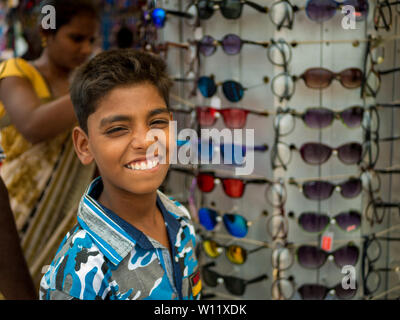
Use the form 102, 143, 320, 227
70, 49, 174, 134
38, 0, 100, 35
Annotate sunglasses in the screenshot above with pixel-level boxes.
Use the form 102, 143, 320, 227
292, 142, 363, 166
298, 282, 358, 300
290, 210, 362, 234
374, 0, 400, 31
197, 33, 268, 56
198, 207, 253, 238
149, 8, 194, 28
202, 262, 268, 296
198, 140, 269, 166
198, 35, 292, 66
195, 106, 270, 129
296, 243, 360, 269
197, 75, 268, 102
201, 238, 267, 264
272, 67, 363, 101
305, 0, 369, 23
189, 0, 268, 21
291, 106, 365, 129
198, 172, 287, 207
289, 177, 362, 201
362, 235, 400, 296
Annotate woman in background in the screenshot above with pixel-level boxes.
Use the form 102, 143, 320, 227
0, 0, 100, 292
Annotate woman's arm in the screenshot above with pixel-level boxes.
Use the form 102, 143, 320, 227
0, 76, 77, 144
0, 176, 37, 299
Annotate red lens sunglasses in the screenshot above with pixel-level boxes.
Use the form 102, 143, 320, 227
196, 106, 270, 129
197, 171, 279, 200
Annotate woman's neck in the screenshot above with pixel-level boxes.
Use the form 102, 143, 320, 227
33, 51, 71, 81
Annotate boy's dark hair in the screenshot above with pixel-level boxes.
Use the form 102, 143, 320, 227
70, 49, 174, 134
38, 0, 100, 35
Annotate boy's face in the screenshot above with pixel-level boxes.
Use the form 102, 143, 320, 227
73, 82, 173, 197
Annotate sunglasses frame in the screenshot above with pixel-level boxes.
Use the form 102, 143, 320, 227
201, 261, 268, 296
298, 282, 358, 300
296, 242, 360, 270
195, 106, 270, 129
201, 238, 267, 264
290, 210, 362, 234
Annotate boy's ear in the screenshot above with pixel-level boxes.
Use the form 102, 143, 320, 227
72, 126, 94, 165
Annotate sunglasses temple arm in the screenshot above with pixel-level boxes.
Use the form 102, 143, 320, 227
245, 274, 269, 285
379, 135, 400, 142
376, 103, 400, 108
165, 9, 194, 19
379, 67, 400, 75
248, 245, 268, 254
245, 1, 269, 13
254, 144, 269, 152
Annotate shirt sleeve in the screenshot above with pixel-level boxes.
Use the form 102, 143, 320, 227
0, 58, 33, 81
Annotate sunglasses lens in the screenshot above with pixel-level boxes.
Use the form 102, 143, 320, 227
340, 106, 364, 128
332, 245, 359, 268
226, 245, 247, 264
297, 245, 327, 269
222, 80, 244, 102
298, 212, 330, 233
340, 68, 363, 88
197, 0, 214, 19
306, 0, 337, 23
199, 35, 217, 56
198, 76, 217, 98
346, 0, 369, 21
151, 8, 167, 28
271, 279, 295, 300
221, 34, 242, 55
223, 214, 248, 238
303, 108, 334, 129
197, 173, 215, 192
222, 178, 245, 198
303, 181, 334, 200
337, 143, 362, 164
335, 210, 361, 232
220, 144, 246, 165
334, 282, 357, 299
298, 284, 328, 300
203, 240, 222, 258
220, 0, 242, 19
220, 108, 248, 128
198, 208, 219, 230
340, 178, 362, 198
300, 143, 332, 165
202, 268, 218, 287
302, 68, 333, 89
303, 108, 335, 129
224, 276, 245, 295
196, 107, 217, 126
198, 140, 213, 162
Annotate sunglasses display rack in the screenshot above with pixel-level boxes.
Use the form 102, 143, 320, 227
154, 0, 400, 300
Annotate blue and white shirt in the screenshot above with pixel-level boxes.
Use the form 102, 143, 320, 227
39, 177, 201, 300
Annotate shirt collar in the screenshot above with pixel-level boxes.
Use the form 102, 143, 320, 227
77, 177, 188, 266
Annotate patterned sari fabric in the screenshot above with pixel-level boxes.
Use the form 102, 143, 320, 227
0, 58, 96, 289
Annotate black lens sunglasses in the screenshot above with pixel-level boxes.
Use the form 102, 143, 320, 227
201, 261, 268, 296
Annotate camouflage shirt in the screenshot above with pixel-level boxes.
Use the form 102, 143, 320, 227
39, 177, 201, 300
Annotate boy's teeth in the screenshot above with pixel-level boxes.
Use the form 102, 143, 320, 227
126, 158, 159, 171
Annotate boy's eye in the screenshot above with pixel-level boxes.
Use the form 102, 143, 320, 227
150, 119, 169, 127
105, 127, 127, 135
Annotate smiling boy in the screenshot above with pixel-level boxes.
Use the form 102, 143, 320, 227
39, 49, 200, 300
